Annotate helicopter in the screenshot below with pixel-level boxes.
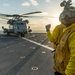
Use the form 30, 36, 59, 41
0, 0, 72, 37
0, 11, 42, 37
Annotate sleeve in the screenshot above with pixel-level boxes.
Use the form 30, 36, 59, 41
65, 32, 75, 75
46, 27, 59, 43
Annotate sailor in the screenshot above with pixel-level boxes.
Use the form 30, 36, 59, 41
53, 8, 75, 75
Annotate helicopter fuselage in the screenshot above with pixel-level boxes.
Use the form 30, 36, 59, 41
2, 18, 28, 37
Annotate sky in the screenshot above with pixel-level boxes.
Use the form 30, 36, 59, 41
0, 0, 75, 33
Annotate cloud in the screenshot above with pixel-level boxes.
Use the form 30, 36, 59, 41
29, 0, 39, 6
46, 0, 50, 2
3, 3, 10, 6
72, 0, 75, 3
22, 2, 30, 6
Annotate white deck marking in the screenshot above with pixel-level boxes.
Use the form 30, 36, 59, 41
31, 66, 38, 70
22, 37, 54, 51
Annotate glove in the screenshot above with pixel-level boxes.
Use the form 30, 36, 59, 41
45, 24, 51, 31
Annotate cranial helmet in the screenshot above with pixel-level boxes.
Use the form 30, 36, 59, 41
59, 6, 75, 21
59, 6, 75, 26
59, 7, 75, 25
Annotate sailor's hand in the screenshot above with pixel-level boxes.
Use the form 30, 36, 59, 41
45, 24, 51, 31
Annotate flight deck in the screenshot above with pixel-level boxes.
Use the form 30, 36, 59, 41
0, 33, 54, 75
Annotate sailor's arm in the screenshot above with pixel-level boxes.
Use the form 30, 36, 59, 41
45, 24, 59, 43
46, 30, 55, 42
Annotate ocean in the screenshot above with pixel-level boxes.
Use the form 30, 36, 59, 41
0, 30, 46, 35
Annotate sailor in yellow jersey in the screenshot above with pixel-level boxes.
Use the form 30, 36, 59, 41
46, 7, 75, 75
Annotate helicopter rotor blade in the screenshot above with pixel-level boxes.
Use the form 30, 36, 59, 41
0, 16, 9, 20
0, 11, 42, 17
0, 13, 12, 17
0, 11, 58, 19
20, 15, 58, 18
22, 11, 42, 15
20, 15, 44, 18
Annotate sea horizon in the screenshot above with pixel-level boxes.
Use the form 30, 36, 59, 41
0, 29, 46, 35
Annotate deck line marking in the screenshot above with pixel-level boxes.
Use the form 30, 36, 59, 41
22, 37, 54, 51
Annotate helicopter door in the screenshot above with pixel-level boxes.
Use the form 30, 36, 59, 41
14, 23, 18, 34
